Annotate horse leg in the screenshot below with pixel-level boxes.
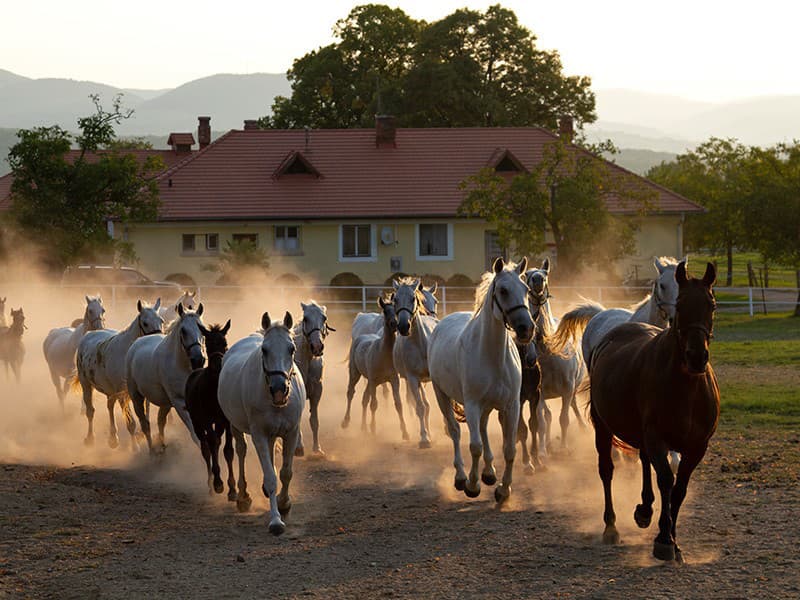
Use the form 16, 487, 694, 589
390, 375, 409, 441
559, 394, 571, 451
233, 427, 251, 511
463, 401, 483, 498
644, 433, 676, 561
223, 426, 237, 501
496, 404, 519, 504
592, 404, 619, 545
516, 398, 533, 474
309, 382, 324, 456
360, 384, 371, 433
479, 408, 496, 486
408, 376, 431, 449
209, 425, 224, 494
342, 363, 360, 429
369, 385, 379, 435
170, 395, 200, 446
433, 382, 466, 491
570, 387, 587, 430
635, 449, 655, 528
48, 367, 65, 410
119, 395, 138, 451
130, 388, 154, 453
156, 405, 171, 452
106, 395, 120, 449
251, 432, 284, 535
669, 448, 705, 564
419, 384, 432, 439
277, 426, 300, 518
531, 399, 549, 468
198, 430, 213, 494
80, 379, 95, 446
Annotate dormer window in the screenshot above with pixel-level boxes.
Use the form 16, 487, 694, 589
167, 133, 195, 153
273, 151, 321, 179
488, 148, 527, 174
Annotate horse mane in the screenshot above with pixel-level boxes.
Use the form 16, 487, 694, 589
472, 262, 518, 315
628, 293, 653, 313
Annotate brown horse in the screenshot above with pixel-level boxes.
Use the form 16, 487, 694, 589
588, 260, 719, 563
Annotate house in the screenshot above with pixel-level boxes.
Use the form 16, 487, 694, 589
1, 116, 702, 286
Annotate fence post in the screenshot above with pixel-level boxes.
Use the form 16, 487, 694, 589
361, 286, 367, 313
748, 287, 753, 318
442, 286, 447, 316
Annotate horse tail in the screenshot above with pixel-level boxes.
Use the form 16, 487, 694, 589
68, 373, 82, 395
549, 302, 605, 353
452, 400, 466, 423
586, 395, 638, 459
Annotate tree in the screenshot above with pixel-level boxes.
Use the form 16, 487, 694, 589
262, 4, 595, 131
5, 95, 162, 270
204, 239, 270, 285
647, 138, 751, 286
460, 137, 652, 275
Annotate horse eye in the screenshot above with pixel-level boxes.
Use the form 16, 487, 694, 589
660, 284, 665, 290
500, 288, 508, 296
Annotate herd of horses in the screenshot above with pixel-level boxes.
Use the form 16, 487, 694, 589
2, 256, 720, 562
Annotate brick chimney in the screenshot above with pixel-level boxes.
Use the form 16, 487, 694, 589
198, 116, 211, 149
375, 114, 396, 147
558, 115, 574, 141
243, 119, 259, 131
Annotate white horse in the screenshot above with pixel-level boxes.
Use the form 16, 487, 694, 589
126, 303, 206, 454
158, 290, 198, 324
43, 296, 106, 409
219, 311, 306, 535
391, 278, 437, 449
525, 260, 586, 463
428, 257, 535, 503
350, 283, 438, 339
76, 299, 163, 448
343, 295, 410, 440
293, 300, 335, 457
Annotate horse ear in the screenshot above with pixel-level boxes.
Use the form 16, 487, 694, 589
198, 323, 209, 336
428, 282, 438, 294
492, 257, 504, 274
154, 297, 161, 311
283, 311, 293, 329
516, 257, 528, 274
675, 260, 689, 286
221, 319, 231, 335
392, 280, 399, 290
653, 257, 666, 275
261, 312, 271, 330
137, 299, 143, 313
416, 279, 423, 292
300, 301, 307, 311
702, 262, 716, 288
85, 295, 90, 304
178, 302, 184, 317
378, 296, 386, 308
197, 303, 204, 316
541, 258, 550, 273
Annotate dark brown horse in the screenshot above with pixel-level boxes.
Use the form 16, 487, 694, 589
0, 308, 26, 382
588, 260, 719, 563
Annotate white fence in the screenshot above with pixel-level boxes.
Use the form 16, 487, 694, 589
38, 284, 800, 318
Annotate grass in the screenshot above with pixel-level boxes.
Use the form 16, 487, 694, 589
691, 251, 797, 288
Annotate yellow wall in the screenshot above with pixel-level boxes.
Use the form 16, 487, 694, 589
120, 215, 683, 286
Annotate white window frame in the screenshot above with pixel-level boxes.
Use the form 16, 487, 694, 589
339, 224, 377, 262
273, 225, 302, 255
415, 223, 454, 261
205, 233, 219, 252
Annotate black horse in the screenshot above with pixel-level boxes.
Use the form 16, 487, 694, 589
515, 337, 543, 472
589, 261, 719, 563
185, 320, 235, 498
0, 308, 26, 382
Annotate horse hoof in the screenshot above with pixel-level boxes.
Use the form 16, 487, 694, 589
278, 499, 292, 517
402, 431, 410, 441
454, 478, 467, 491
227, 491, 237, 502
464, 485, 481, 498
418, 439, 432, 449
523, 462, 535, 475
312, 449, 326, 459
341, 419, 349, 430
108, 437, 119, 449
481, 472, 497, 486
294, 446, 305, 457
653, 541, 676, 561
269, 521, 286, 536
214, 480, 224, 494
494, 486, 510, 504
236, 496, 252, 513
634, 504, 652, 528
84, 435, 94, 447
603, 526, 620, 545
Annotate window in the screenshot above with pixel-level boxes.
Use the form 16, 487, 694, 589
205, 233, 219, 252
416, 223, 453, 260
274, 226, 301, 254
233, 233, 258, 247
340, 224, 376, 261
182, 234, 196, 253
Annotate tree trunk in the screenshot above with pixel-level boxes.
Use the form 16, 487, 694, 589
726, 244, 733, 287
794, 270, 800, 317
764, 262, 769, 288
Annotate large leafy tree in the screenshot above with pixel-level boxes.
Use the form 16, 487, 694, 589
6, 95, 162, 270
647, 138, 750, 286
460, 138, 652, 276
262, 4, 595, 130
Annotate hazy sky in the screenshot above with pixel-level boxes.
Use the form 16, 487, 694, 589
3, 0, 797, 102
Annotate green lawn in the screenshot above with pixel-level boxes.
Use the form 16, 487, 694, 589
691, 251, 797, 288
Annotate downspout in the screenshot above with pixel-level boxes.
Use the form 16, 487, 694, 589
677, 212, 685, 258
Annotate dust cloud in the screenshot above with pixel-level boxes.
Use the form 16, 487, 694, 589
0, 247, 671, 546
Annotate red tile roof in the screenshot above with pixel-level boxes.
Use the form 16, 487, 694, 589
154, 127, 702, 221
167, 133, 195, 147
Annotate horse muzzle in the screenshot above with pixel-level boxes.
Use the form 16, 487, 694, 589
310, 341, 325, 357
514, 323, 534, 346
684, 349, 709, 374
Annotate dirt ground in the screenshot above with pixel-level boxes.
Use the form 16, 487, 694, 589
0, 297, 798, 599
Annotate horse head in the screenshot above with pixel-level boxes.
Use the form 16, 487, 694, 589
392, 278, 425, 336
525, 258, 551, 314
421, 283, 438, 317
137, 298, 164, 336
653, 256, 681, 323
177, 302, 206, 370
300, 301, 333, 357
84, 295, 106, 331
199, 319, 230, 369
674, 261, 716, 374
377, 294, 398, 334
10, 308, 25, 331
490, 257, 534, 345
260, 311, 296, 407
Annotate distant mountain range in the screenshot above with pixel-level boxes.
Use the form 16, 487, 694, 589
2, 69, 798, 177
